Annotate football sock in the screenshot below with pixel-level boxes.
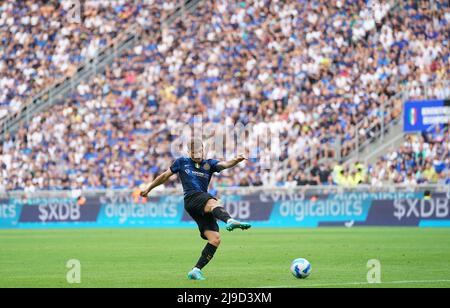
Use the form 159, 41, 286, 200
212, 206, 232, 223
195, 243, 218, 270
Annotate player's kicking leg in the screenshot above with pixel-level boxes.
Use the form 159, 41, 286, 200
187, 230, 220, 281
187, 197, 251, 280
205, 199, 252, 231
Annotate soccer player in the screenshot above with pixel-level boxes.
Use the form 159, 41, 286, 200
139, 139, 251, 280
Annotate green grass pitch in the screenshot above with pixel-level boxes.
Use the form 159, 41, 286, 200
1, 228, 450, 288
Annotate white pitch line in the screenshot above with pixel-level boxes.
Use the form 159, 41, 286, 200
259, 279, 450, 288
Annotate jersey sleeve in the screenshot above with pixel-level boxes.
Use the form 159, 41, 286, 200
209, 159, 222, 173
170, 158, 182, 174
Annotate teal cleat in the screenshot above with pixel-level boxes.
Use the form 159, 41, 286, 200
226, 219, 252, 232
187, 268, 206, 281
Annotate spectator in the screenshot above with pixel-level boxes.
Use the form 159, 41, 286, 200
0, 0, 449, 191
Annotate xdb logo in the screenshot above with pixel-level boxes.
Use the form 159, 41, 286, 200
366, 259, 381, 284
66, 259, 81, 284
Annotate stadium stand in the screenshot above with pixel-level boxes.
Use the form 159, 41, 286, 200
369, 127, 450, 186
0, 0, 449, 191
0, 0, 184, 119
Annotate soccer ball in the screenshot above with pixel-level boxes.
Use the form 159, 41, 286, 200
290, 258, 311, 279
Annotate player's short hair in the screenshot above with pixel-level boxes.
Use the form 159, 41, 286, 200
188, 138, 204, 152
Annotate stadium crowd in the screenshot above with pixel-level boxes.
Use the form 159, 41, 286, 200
369, 127, 450, 186
0, 0, 449, 192
0, 0, 183, 119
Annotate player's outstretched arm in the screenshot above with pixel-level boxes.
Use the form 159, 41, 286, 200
216, 154, 247, 172
139, 168, 174, 197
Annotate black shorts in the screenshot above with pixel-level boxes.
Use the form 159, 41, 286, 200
184, 192, 219, 240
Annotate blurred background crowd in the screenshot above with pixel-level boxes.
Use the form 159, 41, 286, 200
0, 0, 448, 192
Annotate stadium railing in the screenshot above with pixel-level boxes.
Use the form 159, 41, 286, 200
338, 79, 450, 165
2, 184, 449, 199
0, 0, 203, 139
284, 78, 449, 179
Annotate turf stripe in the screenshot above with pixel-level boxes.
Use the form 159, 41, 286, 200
259, 279, 450, 288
